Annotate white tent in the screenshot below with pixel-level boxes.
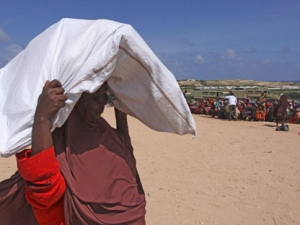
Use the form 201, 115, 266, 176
0, 18, 196, 157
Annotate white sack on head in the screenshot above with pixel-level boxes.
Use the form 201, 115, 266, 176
0, 18, 196, 157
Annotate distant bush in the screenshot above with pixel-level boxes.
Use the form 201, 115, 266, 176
289, 92, 300, 99
200, 80, 207, 86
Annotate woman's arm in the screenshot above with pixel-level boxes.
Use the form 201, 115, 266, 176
114, 108, 131, 145
16, 79, 68, 225
31, 80, 68, 156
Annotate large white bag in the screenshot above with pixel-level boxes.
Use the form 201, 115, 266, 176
0, 18, 196, 157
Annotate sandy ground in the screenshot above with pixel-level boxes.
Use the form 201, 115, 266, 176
1, 106, 300, 225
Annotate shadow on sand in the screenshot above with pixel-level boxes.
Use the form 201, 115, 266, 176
263, 124, 277, 128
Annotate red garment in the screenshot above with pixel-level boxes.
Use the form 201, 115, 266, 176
16, 147, 66, 225
238, 105, 243, 112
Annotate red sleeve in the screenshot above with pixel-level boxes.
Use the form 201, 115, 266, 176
16, 146, 66, 225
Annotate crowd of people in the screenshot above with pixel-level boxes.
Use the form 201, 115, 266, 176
186, 92, 300, 130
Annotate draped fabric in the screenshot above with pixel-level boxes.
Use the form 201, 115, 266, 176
276, 94, 289, 117
274, 94, 289, 123
0, 18, 196, 157
53, 104, 146, 224
0, 172, 38, 224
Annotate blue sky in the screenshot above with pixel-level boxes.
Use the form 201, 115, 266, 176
0, 0, 299, 81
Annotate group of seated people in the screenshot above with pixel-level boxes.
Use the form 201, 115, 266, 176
188, 94, 300, 124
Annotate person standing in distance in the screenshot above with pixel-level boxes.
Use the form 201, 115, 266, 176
225, 92, 237, 121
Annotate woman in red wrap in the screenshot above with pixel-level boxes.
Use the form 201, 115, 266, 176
0, 80, 146, 225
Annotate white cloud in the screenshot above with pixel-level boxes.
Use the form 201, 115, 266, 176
6, 44, 23, 55
243, 47, 257, 54
178, 38, 195, 48
261, 58, 272, 65
0, 44, 23, 66
221, 48, 236, 60
194, 54, 204, 64
0, 28, 10, 42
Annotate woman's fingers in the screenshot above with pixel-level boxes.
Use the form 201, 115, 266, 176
38, 80, 68, 118
48, 79, 63, 88
51, 87, 66, 95
57, 94, 68, 103
46, 80, 67, 103
44, 80, 50, 88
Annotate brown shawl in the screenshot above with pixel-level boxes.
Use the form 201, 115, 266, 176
274, 94, 289, 120
0, 105, 146, 225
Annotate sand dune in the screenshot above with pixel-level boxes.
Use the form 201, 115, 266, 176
1, 106, 300, 225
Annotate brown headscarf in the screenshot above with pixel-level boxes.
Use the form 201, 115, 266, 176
0, 103, 146, 224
